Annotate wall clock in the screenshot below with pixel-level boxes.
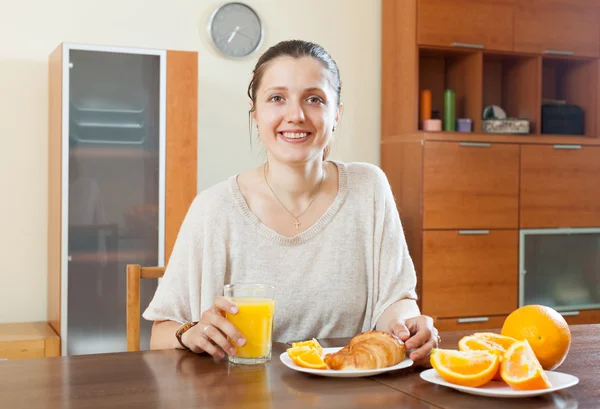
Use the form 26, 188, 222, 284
207, 2, 264, 59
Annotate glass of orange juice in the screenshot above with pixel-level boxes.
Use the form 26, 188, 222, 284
224, 283, 275, 365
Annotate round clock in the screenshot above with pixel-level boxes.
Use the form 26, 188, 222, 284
207, 2, 263, 59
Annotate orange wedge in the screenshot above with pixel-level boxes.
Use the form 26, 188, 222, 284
294, 349, 328, 370
458, 335, 505, 380
286, 346, 312, 360
430, 348, 500, 388
291, 339, 324, 356
473, 332, 518, 351
501, 340, 552, 390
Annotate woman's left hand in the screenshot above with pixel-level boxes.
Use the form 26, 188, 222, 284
389, 315, 440, 366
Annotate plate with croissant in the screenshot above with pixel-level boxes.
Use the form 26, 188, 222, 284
280, 330, 413, 378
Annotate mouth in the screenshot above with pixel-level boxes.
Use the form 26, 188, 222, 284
278, 131, 312, 143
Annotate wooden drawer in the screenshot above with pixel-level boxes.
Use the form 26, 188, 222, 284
514, 0, 600, 57
422, 230, 518, 319
417, 0, 515, 51
0, 340, 45, 360
560, 309, 600, 325
434, 315, 508, 332
520, 145, 600, 228
423, 141, 519, 229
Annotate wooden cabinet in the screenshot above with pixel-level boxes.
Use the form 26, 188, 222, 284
417, 0, 515, 51
0, 323, 60, 360
520, 145, 600, 228
48, 43, 198, 355
561, 310, 600, 325
423, 141, 520, 229
514, 0, 600, 57
434, 315, 508, 332
422, 230, 519, 319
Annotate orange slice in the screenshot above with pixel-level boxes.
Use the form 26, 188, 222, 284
501, 340, 552, 390
458, 335, 505, 380
473, 332, 518, 351
291, 339, 324, 356
286, 346, 312, 360
294, 349, 328, 370
430, 348, 499, 388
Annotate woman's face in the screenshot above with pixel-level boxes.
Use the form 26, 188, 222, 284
252, 56, 342, 165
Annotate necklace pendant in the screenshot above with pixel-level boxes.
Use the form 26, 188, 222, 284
293, 220, 300, 230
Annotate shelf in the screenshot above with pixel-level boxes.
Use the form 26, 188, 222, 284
483, 53, 541, 134
419, 48, 483, 132
542, 57, 598, 137
383, 132, 600, 146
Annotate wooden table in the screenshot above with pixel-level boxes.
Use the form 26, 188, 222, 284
0, 325, 596, 408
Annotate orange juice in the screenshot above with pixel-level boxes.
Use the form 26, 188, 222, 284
226, 297, 275, 359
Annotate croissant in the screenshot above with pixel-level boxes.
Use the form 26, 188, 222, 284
323, 330, 406, 370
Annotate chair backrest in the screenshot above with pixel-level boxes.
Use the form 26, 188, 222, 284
126, 264, 165, 352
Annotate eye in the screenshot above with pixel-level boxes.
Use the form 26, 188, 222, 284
307, 96, 324, 104
269, 95, 284, 102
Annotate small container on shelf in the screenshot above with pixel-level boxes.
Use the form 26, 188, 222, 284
456, 118, 472, 133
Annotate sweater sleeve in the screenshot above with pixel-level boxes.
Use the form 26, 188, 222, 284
142, 195, 204, 324
370, 167, 418, 329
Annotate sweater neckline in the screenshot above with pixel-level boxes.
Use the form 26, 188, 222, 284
228, 160, 348, 245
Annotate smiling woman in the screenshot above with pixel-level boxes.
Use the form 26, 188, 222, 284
142, 40, 439, 365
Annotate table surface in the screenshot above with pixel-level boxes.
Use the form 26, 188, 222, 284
0, 325, 596, 409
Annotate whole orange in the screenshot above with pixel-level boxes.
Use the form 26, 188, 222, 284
501, 305, 571, 370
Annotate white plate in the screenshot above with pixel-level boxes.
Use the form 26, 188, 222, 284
420, 368, 579, 398
280, 347, 413, 378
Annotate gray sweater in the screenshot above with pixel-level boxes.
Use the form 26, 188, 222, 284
143, 161, 418, 343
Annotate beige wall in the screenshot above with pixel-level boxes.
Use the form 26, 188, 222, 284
0, 0, 381, 323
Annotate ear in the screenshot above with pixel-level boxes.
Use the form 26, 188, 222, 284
334, 102, 344, 128
249, 99, 257, 124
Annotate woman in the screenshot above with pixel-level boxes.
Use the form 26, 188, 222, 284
143, 39, 439, 365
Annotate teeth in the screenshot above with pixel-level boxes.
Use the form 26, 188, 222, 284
282, 132, 309, 139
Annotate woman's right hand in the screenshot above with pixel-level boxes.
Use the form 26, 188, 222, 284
180, 296, 247, 359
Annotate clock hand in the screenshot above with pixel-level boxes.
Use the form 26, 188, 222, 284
227, 25, 241, 43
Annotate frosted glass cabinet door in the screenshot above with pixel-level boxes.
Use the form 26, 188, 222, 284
521, 229, 600, 312
66, 48, 164, 355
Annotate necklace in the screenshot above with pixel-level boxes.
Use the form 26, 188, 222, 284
263, 162, 325, 230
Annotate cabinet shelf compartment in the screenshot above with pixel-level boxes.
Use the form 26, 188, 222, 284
541, 57, 598, 137
418, 48, 483, 132
483, 53, 541, 134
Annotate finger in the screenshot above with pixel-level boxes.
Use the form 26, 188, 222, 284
389, 320, 410, 342
195, 333, 226, 359
183, 328, 225, 359
214, 296, 239, 315
409, 338, 436, 365
203, 323, 238, 357
404, 319, 433, 350
205, 310, 246, 348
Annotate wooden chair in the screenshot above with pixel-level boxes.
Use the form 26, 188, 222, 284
126, 264, 165, 352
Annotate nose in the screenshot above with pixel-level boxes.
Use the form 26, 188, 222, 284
284, 100, 305, 123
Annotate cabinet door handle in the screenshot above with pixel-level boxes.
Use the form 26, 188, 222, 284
457, 317, 489, 324
544, 49, 574, 56
451, 42, 484, 49
459, 142, 491, 148
458, 230, 490, 235
553, 144, 582, 150
560, 311, 580, 317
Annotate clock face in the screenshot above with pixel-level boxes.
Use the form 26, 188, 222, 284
208, 2, 263, 58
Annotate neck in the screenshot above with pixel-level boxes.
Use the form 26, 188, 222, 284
264, 158, 326, 201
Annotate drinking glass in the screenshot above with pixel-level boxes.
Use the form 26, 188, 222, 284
224, 283, 275, 364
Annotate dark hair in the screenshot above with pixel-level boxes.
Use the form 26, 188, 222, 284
247, 40, 342, 160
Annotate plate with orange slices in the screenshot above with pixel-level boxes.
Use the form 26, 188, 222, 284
420, 369, 579, 398
421, 330, 579, 398
280, 339, 413, 378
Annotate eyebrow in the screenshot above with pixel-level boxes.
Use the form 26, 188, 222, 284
263, 86, 326, 94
